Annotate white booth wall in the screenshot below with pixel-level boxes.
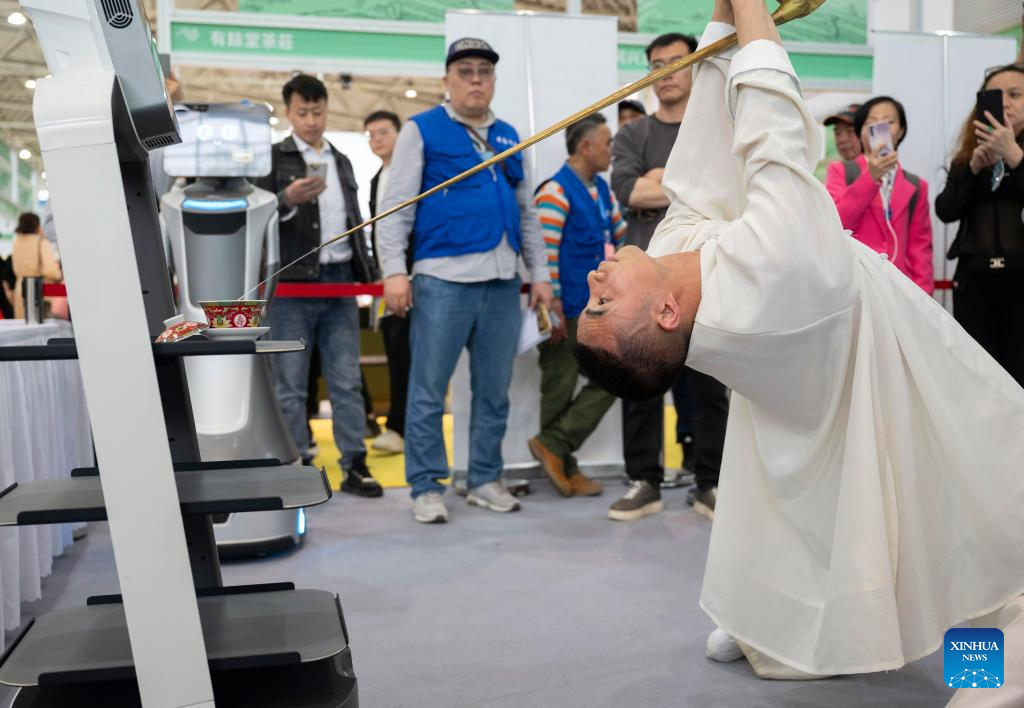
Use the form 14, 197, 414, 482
444, 11, 624, 472
871, 31, 1016, 309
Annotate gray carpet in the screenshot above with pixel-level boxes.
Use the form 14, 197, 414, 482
2, 483, 951, 707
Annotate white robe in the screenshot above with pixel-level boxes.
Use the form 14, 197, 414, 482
648, 24, 1024, 677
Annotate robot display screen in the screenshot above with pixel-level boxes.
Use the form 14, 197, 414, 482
163, 104, 272, 178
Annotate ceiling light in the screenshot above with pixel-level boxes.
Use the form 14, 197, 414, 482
7, 12, 27, 26
18, 149, 31, 160
269, 116, 279, 126
24, 79, 36, 90
404, 88, 418, 99
41, 171, 46, 180
37, 189, 49, 202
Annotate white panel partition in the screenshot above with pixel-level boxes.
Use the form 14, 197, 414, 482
443, 11, 624, 473
872, 31, 1016, 308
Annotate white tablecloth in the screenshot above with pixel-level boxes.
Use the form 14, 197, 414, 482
0, 321, 92, 643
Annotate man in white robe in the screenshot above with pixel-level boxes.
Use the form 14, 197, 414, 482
576, 0, 1024, 704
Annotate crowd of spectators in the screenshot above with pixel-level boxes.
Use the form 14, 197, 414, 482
11, 29, 1022, 526
234, 35, 1024, 525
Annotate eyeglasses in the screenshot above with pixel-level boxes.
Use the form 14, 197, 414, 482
454, 65, 495, 81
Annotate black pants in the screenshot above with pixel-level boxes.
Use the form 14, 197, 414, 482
953, 266, 1024, 387
381, 314, 412, 435
622, 367, 728, 490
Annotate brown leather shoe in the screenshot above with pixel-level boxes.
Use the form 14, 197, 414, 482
528, 436, 572, 497
569, 471, 603, 497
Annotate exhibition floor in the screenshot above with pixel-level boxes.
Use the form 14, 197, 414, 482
1, 486, 950, 707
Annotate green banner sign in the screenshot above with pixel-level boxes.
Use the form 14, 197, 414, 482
173, 21, 445, 63
638, 0, 868, 45
172, 17, 872, 85
238, 0, 513, 22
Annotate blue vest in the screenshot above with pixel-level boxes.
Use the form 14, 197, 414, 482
410, 105, 524, 262
550, 162, 614, 320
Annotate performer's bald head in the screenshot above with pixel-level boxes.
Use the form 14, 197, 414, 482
575, 245, 698, 401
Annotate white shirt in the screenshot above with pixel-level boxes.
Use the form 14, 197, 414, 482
291, 133, 351, 264
650, 23, 1024, 677
377, 164, 391, 210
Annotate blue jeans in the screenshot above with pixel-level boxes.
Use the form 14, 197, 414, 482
406, 275, 521, 498
267, 262, 365, 468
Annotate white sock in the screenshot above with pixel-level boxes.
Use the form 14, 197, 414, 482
706, 627, 745, 663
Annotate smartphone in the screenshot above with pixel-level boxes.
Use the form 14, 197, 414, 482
868, 121, 894, 157
306, 162, 328, 180
977, 89, 1005, 128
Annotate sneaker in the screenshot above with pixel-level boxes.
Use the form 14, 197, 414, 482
687, 486, 717, 520
569, 471, 603, 497
466, 481, 521, 513
662, 467, 695, 489
340, 456, 384, 498
527, 437, 572, 497
706, 627, 744, 663
608, 480, 663, 521
371, 429, 404, 454
413, 491, 449, 523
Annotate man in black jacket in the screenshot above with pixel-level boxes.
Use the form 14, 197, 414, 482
364, 110, 409, 455
609, 32, 728, 523
257, 74, 383, 498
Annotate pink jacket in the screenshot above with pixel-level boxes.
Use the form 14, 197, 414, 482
825, 155, 934, 293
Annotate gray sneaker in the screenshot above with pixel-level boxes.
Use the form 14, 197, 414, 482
413, 491, 449, 524
662, 467, 695, 489
608, 480, 663, 522
466, 481, 521, 513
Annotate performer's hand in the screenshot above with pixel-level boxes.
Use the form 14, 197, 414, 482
549, 298, 567, 345
283, 176, 327, 207
384, 274, 412, 317
975, 112, 1024, 169
529, 281, 554, 311
867, 146, 899, 182
970, 144, 998, 175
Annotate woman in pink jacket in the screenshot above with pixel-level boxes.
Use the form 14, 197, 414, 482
825, 96, 934, 293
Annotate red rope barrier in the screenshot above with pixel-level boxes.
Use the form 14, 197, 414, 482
42, 280, 954, 300
274, 283, 384, 298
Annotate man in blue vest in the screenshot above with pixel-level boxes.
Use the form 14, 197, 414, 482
529, 113, 626, 500
377, 38, 553, 524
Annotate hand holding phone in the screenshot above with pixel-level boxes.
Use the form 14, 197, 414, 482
306, 162, 329, 181
976, 89, 1005, 129
284, 173, 327, 207
868, 121, 894, 158
974, 88, 1023, 168
866, 122, 899, 182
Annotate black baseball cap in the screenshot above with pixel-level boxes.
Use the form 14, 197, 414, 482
446, 38, 500, 68
618, 99, 647, 115
824, 103, 861, 127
